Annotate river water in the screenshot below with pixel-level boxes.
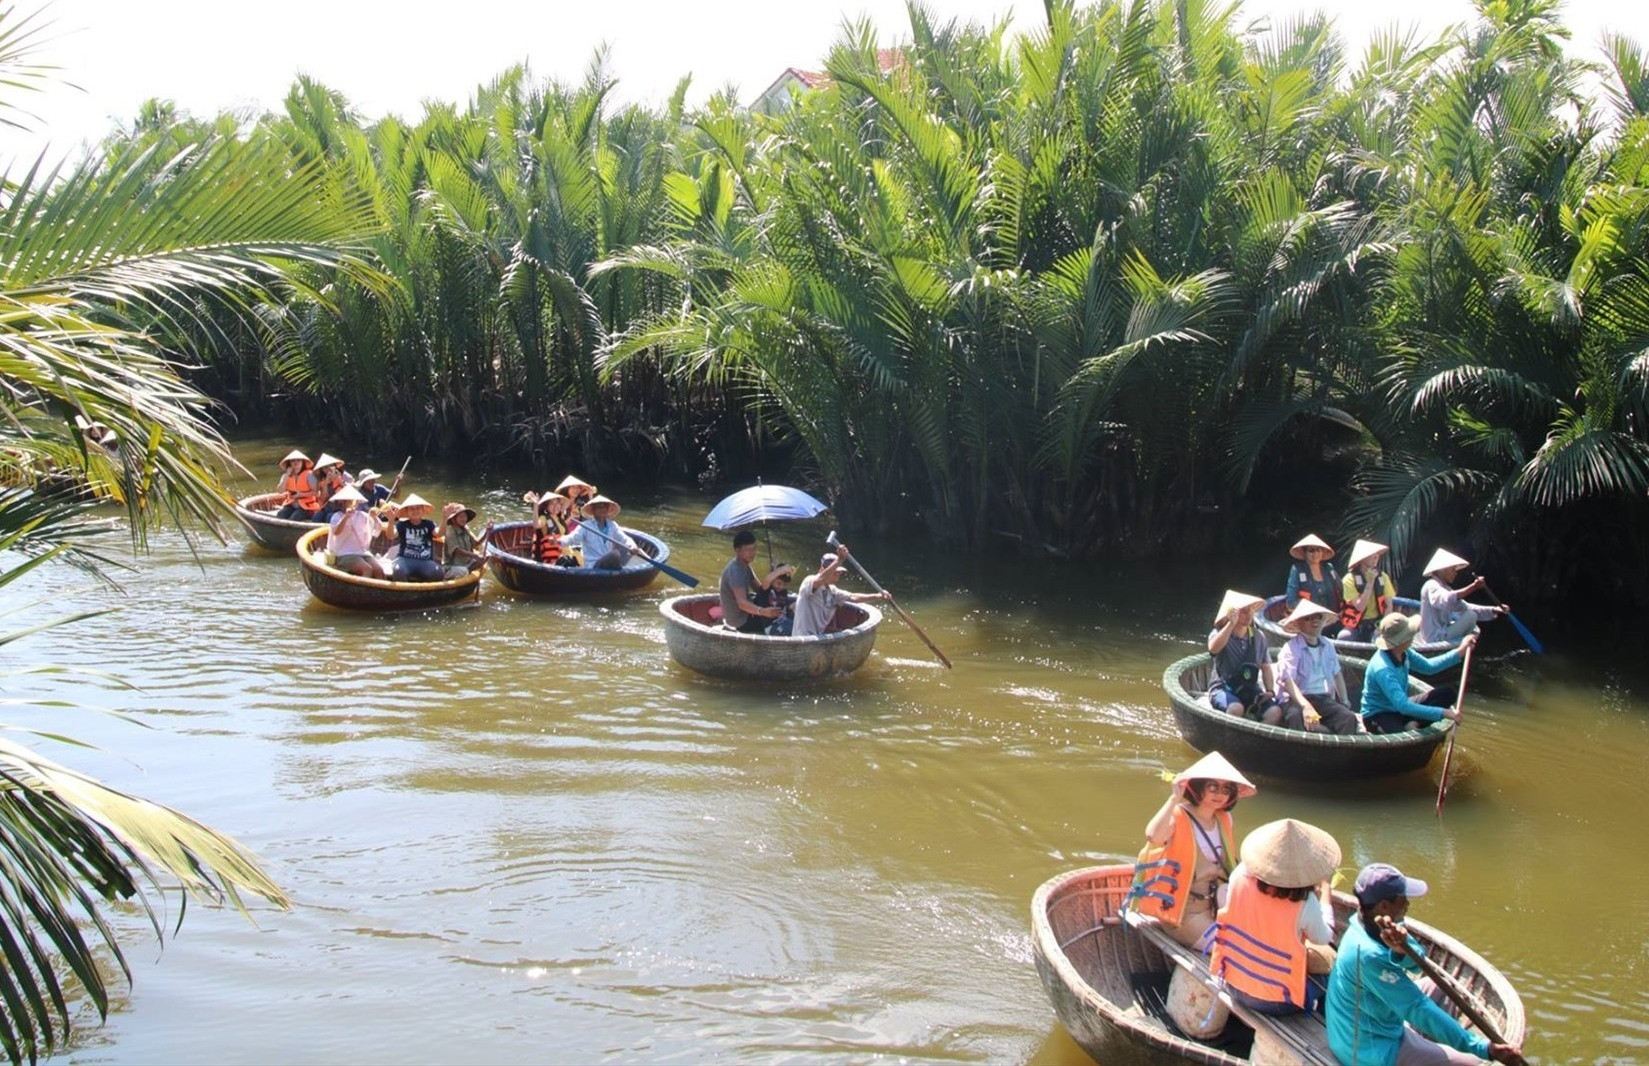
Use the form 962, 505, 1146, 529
5, 442, 1645, 1063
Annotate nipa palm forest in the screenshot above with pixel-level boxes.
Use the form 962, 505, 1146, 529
66, 0, 1649, 609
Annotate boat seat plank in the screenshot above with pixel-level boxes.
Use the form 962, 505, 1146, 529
1125, 911, 1337, 1065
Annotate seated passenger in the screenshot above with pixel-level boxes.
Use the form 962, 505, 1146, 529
353, 468, 393, 508
273, 450, 321, 521
525, 491, 570, 565
441, 502, 492, 577
1210, 818, 1340, 1016
1339, 539, 1397, 643
555, 475, 597, 525
756, 567, 795, 636
390, 494, 444, 582
324, 485, 385, 578
1273, 601, 1360, 734
557, 495, 635, 569
312, 453, 348, 519
1361, 614, 1470, 734
1206, 590, 1281, 724
1419, 548, 1507, 645
792, 546, 889, 638
1284, 534, 1339, 624
717, 531, 791, 632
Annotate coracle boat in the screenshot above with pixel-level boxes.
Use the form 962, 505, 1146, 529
234, 492, 324, 552
1163, 653, 1451, 780
1255, 594, 1452, 657
295, 527, 480, 611
659, 593, 881, 681
485, 521, 671, 595
1032, 864, 1526, 1065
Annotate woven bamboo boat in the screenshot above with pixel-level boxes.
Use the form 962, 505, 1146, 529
485, 521, 671, 595
296, 527, 479, 611
234, 491, 324, 552
1255, 594, 1453, 657
659, 593, 881, 681
1163, 653, 1451, 780
1032, 864, 1526, 1065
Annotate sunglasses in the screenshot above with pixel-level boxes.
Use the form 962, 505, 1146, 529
1201, 781, 1237, 794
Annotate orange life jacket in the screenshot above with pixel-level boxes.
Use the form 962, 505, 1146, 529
534, 514, 566, 564
1210, 867, 1308, 1007
1126, 805, 1235, 926
281, 470, 320, 511
1339, 570, 1394, 630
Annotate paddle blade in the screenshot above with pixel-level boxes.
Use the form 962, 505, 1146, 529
657, 560, 699, 588
1507, 611, 1543, 654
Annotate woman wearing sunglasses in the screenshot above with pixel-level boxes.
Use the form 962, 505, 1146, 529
1127, 751, 1257, 950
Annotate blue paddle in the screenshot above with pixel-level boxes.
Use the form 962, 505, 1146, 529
1482, 583, 1542, 654
577, 521, 699, 588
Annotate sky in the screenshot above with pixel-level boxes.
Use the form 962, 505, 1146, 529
1, 0, 1645, 164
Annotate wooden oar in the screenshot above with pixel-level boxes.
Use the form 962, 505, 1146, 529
1376, 916, 1526, 1064
387, 455, 412, 500
1480, 582, 1543, 655
1434, 642, 1476, 817
577, 521, 699, 588
825, 531, 951, 668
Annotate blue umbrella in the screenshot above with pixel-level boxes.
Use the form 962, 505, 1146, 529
702, 483, 829, 567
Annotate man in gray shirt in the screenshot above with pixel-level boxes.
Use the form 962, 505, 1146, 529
793, 546, 889, 637
718, 530, 793, 632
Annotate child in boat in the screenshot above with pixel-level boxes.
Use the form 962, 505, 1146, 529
524, 491, 575, 566
1273, 601, 1360, 734
1419, 548, 1507, 645
755, 566, 795, 636
1128, 751, 1254, 951
1206, 590, 1281, 724
1210, 819, 1340, 1016
390, 495, 444, 582
441, 502, 492, 578
1338, 539, 1396, 643
273, 450, 321, 520
1283, 534, 1339, 624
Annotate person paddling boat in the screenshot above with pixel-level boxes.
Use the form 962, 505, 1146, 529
1420, 549, 1508, 645
1361, 613, 1472, 734
556, 495, 635, 569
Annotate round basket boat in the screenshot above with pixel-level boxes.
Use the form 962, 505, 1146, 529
1163, 652, 1452, 780
296, 527, 480, 611
234, 492, 324, 552
1031, 863, 1525, 1065
485, 521, 670, 595
1255, 594, 1453, 657
660, 593, 881, 682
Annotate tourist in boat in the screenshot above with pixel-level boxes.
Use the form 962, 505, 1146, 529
390, 494, 444, 582
556, 495, 635, 569
1128, 751, 1253, 951
1273, 600, 1360, 734
273, 450, 321, 520
1206, 590, 1281, 723
1327, 863, 1524, 1065
1284, 533, 1340, 614
1361, 614, 1470, 734
555, 475, 597, 522
718, 530, 793, 633
323, 485, 383, 579
792, 548, 888, 638
441, 502, 492, 577
1419, 548, 1507, 645
312, 453, 349, 519
754, 565, 795, 636
524, 490, 571, 566
1339, 538, 1397, 643
353, 468, 392, 508
1209, 818, 1340, 1015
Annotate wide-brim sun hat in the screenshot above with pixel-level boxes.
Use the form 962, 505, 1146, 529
1423, 548, 1471, 577
1215, 589, 1266, 626
355, 468, 380, 483
1346, 538, 1388, 570
314, 452, 344, 470
1280, 599, 1337, 634
1172, 751, 1257, 798
330, 485, 366, 506
555, 475, 597, 496
279, 449, 311, 467
1375, 612, 1421, 650
442, 502, 477, 523
396, 493, 432, 513
583, 494, 620, 516
1289, 533, 1334, 560
1240, 819, 1341, 889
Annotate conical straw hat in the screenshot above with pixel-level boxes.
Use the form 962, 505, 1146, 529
279, 449, 311, 467
556, 475, 597, 495
1290, 533, 1334, 560
1423, 548, 1470, 577
1240, 819, 1341, 889
1215, 590, 1266, 626
583, 494, 621, 516
396, 493, 432, 512
1280, 599, 1337, 634
330, 485, 366, 505
313, 452, 344, 470
1346, 539, 1388, 570
1172, 751, 1256, 798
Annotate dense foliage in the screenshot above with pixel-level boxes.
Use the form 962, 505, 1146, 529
131, 0, 1648, 602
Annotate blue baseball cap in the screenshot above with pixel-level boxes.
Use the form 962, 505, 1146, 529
1354, 863, 1429, 906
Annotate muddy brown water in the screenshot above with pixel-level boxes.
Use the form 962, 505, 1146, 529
4, 441, 1644, 1063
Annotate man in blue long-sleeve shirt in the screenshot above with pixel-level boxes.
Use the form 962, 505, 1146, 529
1327, 863, 1523, 1065
1360, 614, 1473, 734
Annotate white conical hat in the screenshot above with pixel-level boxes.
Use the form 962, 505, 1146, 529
313, 452, 345, 470
1280, 599, 1337, 634
556, 475, 597, 495
1215, 590, 1266, 625
329, 485, 366, 505
1423, 548, 1470, 577
1240, 819, 1341, 889
1173, 751, 1257, 798
1346, 539, 1388, 570
1290, 533, 1333, 560
279, 449, 311, 467
396, 493, 432, 511
583, 494, 621, 516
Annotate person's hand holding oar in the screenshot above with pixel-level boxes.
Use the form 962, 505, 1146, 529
1374, 916, 1526, 1065
1434, 635, 1477, 816
825, 531, 951, 668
